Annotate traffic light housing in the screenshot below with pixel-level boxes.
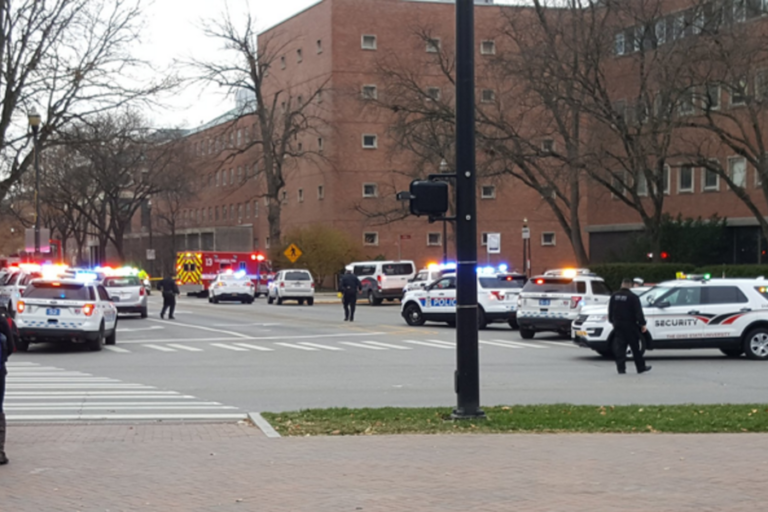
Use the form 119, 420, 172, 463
408, 180, 449, 217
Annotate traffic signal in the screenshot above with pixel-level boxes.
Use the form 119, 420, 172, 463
407, 180, 449, 217
661, 251, 669, 260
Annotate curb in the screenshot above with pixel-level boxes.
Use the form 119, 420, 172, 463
248, 412, 281, 438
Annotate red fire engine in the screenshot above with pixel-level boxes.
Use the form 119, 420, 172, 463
175, 251, 273, 297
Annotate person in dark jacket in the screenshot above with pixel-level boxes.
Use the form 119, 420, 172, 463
0, 305, 17, 465
339, 269, 362, 322
158, 274, 180, 320
609, 278, 652, 375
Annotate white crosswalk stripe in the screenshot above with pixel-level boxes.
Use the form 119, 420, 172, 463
362, 341, 412, 350
401, 340, 454, 350
210, 343, 249, 351
167, 343, 204, 352
4, 363, 244, 422
298, 342, 344, 351
104, 346, 131, 353
274, 342, 318, 351
144, 344, 176, 352
339, 341, 387, 350
480, 340, 521, 349
232, 343, 274, 352
490, 339, 548, 349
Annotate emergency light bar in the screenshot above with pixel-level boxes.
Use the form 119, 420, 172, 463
675, 272, 711, 281
543, 268, 594, 278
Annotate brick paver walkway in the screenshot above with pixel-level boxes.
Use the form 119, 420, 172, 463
1, 422, 765, 511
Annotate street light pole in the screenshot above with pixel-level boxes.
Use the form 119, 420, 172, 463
452, 0, 484, 419
148, 199, 154, 276
439, 159, 450, 264
28, 109, 42, 255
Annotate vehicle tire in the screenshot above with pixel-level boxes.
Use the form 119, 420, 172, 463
520, 328, 535, 340
558, 330, 572, 340
477, 308, 488, 330
596, 349, 613, 358
89, 324, 105, 352
508, 319, 519, 330
16, 338, 29, 352
307, 298, 314, 306
105, 327, 117, 346
298, 299, 305, 305
277, 296, 283, 305
140, 307, 148, 319
208, 296, 213, 303
403, 303, 426, 326
743, 328, 768, 360
368, 291, 383, 306
267, 295, 274, 305
720, 348, 743, 358
212, 295, 219, 304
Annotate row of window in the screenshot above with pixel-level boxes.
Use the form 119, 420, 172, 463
193, 125, 256, 157
359, 34, 497, 55
181, 201, 260, 226
360, 231, 557, 247
361, 84, 496, 103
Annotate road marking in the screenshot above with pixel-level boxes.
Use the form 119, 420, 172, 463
7, 378, 120, 383
118, 331, 388, 344
339, 341, 387, 350
479, 340, 522, 349
426, 339, 456, 347
212, 323, 282, 327
148, 318, 252, 339
5, 405, 239, 411
117, 326, 164, 333
9, 384, 155, 389
362, 341, 412, 350
7, 413, 247, 421
104, 346, 131, 353
401, 339, 453, 350
274, 342, 318, 351
248, 412, 281, 438
210, 343, 249, 352
167, 343, 204, 352
298, 342, 344, 351
491, 339, 548, 349
144, 344, 176, 352
232, 343, 274, 352
537, 341, 579, 348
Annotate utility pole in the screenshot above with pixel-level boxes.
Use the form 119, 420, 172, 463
452, 0, 484, 419
28, 109, 42, 255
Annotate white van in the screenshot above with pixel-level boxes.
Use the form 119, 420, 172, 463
345, 260, 416, 305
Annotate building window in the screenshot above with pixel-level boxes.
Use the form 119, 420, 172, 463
363, 232, 379, 246
729, 157, 748, 188
230, 204, 235, 220
297, 142, 303, 152
362, 183, 378, 197
253, 200, 259, 217
615, 32, 625, 56
215, 207, 220, 221
318, 137, 324, 152
679, 165, 694, 193
317, 39, 323, 53
215, 171, 220, 187
318, 185, 325, 199
636, 172, 648, 196
655, 20, 666, 45
208, 207, 212, 221
238, 204, 244, 221
541, 232, 556, 246
703, 167, 720, 191
237, 129, 242, 146
362, 134, 378, 149
481, 89, 495, 103
705, 84, 721, 110
481, 232, 489, 246
253, 162, 259, 177
298, 188, 304, 202
222, 205, 228, 220
426, 87, 441, 101
730, 78, 748, 106
426, 37, 441, 53
280, 56, 286, 69
238, 166, 243, 183
734, 0, 747, 22
542, 139, 555, 153
297, 48, 303, 63
427, 232, 442, 246
361, 34, 377, 50
245, 202, 250, 218
481, 185, 496, 199
230, 168, 234, 185
679, 88, 695, 115
663, 165, 670, 195
281, 190, 287, 202
265, 237, 271, 249
756, 71, 768, 101
361, 85, 377, 100
480, 40, 496, 55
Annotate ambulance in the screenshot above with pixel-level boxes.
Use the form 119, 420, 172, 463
175, 251, 273, 297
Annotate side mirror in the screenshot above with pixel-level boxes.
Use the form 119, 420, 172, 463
655, 300, 670, 309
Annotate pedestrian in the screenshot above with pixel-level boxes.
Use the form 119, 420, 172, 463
0, 305, 18, 465
609, 277, 652, 375
339, 268, 362, 322
158, 273, 180, 320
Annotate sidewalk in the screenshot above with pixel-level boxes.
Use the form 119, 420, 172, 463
2, 421, 766, 511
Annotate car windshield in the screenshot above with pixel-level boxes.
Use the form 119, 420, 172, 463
382, 263, 414, 276
479, 275, 526, 289
104, 276, 141, 287
285, 271, 311, 281
639, 286, 676, 307
0, 272, 15, 285
24, 283, 93, 300
521, 277, 577, 293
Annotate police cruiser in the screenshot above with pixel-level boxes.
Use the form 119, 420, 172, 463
15, 274, 118, 352
403, 263, 456, 294
516, 268, 612, 339
572, 274, 768, 360
400, 267, 526, 329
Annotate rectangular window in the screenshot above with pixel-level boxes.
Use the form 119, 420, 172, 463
245, 202, 250, 218
361, 34, 377, 50
636, 172, 648, 196
362, 134, 378, 149
426, 87, 441, 101
734, 0, 747, 22
541, 232, 556, 246
238, 204, 244, 221
705, 84, 721, 110
481, 89, 495, 103
361, 85, 377, 100
427, 233, 442, 246
481, 40, 496, 55
237, 129, 242, 146
729, 157, 748, 188
542, 139, 555, 153
481, 232, 489, 246
703, 167, 720, 191
426, 38, 441, 53
265, 237, 271, 249
673, 14, 685, 40
318, 137, 324, 152
281, 191, 287, 202
229, 168, 234, 185
280, 56, 286, 69
679, 165, 694, 193
298, 188, 304, 202
317, 39, 323, 53
230, 204, 234, 219
363, 232, 379, 246
362, 183, 378, 197
756, 71, 768, 101
215, 171, 220, 187
297, 48, 303, 63
615, 32, 625, 55
633, 26, 643, 52
679, 88, 695, 115
731, 79, 748, 106
215, 207, 219, 221
655, 20, 667, 45
238, 166, 243, 183
663, 165, 670, 194
253, 200, 259, 217
318, 185, 325, 199
222, 205, 227, 220
481, 185, 496, 199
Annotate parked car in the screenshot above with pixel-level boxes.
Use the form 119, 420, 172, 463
268, 269, 315, 305
345, 260, 416, 305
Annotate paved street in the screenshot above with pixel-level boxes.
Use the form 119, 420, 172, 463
5, 293, 768, 423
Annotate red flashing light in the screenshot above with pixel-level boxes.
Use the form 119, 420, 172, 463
52, 282, 61, 287
661, 252, 669, 260
256, 254, 265, 262
535, 278, 544, 285
251, 254, 257, 260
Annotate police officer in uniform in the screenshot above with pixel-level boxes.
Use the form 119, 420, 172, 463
0, 305, 17, 465
609, 278, 652, 375
339, 269, 362, 322
158, 273, 180, 320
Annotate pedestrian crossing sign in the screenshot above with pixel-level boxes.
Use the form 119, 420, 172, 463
284, 243, 303, 263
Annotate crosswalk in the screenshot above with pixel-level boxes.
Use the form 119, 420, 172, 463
98, 338, 577, 354
4, 362, 246, 422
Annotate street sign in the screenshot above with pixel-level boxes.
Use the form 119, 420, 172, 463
487, 233, 501, 254
522, 227, 530, 240
146, 249, 156, 261
284, 243, 303, 263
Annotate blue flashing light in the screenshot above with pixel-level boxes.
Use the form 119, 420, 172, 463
235, 270, 247, 278
440, 262, 457, 270
498, 264, 508, 272
75, 271, 99, 283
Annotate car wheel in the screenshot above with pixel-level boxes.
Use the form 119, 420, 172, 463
277, 296, 283, 305
403, 303, 426, 326
520, 328, 535, 340
368, 291, 383, 306
16, 338, 29, 352
298, 299, 305, 305
212, 295, 219, 304
106, 326, 117, 346
307, 298, 314, 306
744, 328, 768, 360
508, 319, 519, 330
89, 324, 105, 352
720, 347, 743, 358
267, 295, 274, 305
140, 307, 148, 319
477, 308, 488, 330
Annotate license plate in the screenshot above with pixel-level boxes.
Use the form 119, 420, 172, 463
576, 330, 587, 337
539, 299, 550, 306
46, 308, 60, 316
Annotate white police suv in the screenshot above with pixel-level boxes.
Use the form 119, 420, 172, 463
15, 276, 118, 352
209, 270, 256, 304
401, 269, 527, 329
516, 269, 612, 339
403, 263, 456, 294
572, 274, 768, 360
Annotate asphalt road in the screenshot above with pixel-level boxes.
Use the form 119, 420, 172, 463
5, 294, 768, 422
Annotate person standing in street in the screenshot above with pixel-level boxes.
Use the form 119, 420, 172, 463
609, 277, 652, 375
339, 269, 362, 322
158, 273, 180, 320
0, 305, 17, 465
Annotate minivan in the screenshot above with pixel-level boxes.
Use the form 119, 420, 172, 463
345, 260, 416, 305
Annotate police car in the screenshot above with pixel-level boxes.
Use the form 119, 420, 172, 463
400, 268, 527, 329
0, 263, 62, 317
403, 263, 456, 294
209, 271, 256, 304
516, 268, 611, 339
100, 267, 148, 318
15, 274, 118, 352
572, 274, 768, 360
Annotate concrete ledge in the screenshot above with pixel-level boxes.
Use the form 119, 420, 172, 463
248, 412, 281, 438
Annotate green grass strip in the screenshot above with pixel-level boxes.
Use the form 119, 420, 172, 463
261, 404, 768, 436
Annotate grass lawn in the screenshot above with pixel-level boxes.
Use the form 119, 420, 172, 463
261, 404, 768, 436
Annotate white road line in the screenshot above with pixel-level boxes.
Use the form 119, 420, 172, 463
5, 362, 39, 367
6, 413, 247, 421
210, 343, 249, 352
479, 340, 522, 349
537, 341, 579, 348
5, 405, 239, 411
7, 378, 121, 383
148, 318, 252, 339
166, 343, 204, 352
298, 342, 344, 351
9, 384, 155, 389
104, 346, 131, 353
401, 339, 453, 350
4, 401, 226, 407
5, 391, 183, 397
144, 344, 177, 352
117, 326, 164, 333
362, 341, 412, 350
274, 342, 318, 351
7, 372, 93, 377
426, 339, 456, 346
212, 323, 281, 327
339, 342, 387, 350
232, 343, 274, 352
118, 332, 388, 344
491, 339, 548, 349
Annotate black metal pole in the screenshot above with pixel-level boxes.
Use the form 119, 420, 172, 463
443, 219, 448, 263
452, 0, 483, 419
33, 130, 40, 255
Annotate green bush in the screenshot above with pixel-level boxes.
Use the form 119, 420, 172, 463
591, 263, 768, 289
695, 265, 768, 279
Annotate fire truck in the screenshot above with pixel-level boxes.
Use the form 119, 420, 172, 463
175, 251, 273, 297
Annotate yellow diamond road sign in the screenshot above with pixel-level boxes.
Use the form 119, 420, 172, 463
284, 243, 303, 263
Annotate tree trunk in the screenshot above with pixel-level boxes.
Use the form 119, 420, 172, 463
268, 201, 281, 249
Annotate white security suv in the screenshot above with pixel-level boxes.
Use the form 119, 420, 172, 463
573, 275, 768, 360
516, 269, 612, 339
401, 271, 527, 329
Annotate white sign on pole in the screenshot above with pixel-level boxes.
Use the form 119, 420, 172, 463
146, 249, 156, 260
487, 233, 501, 254
522, 227, 531, 240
